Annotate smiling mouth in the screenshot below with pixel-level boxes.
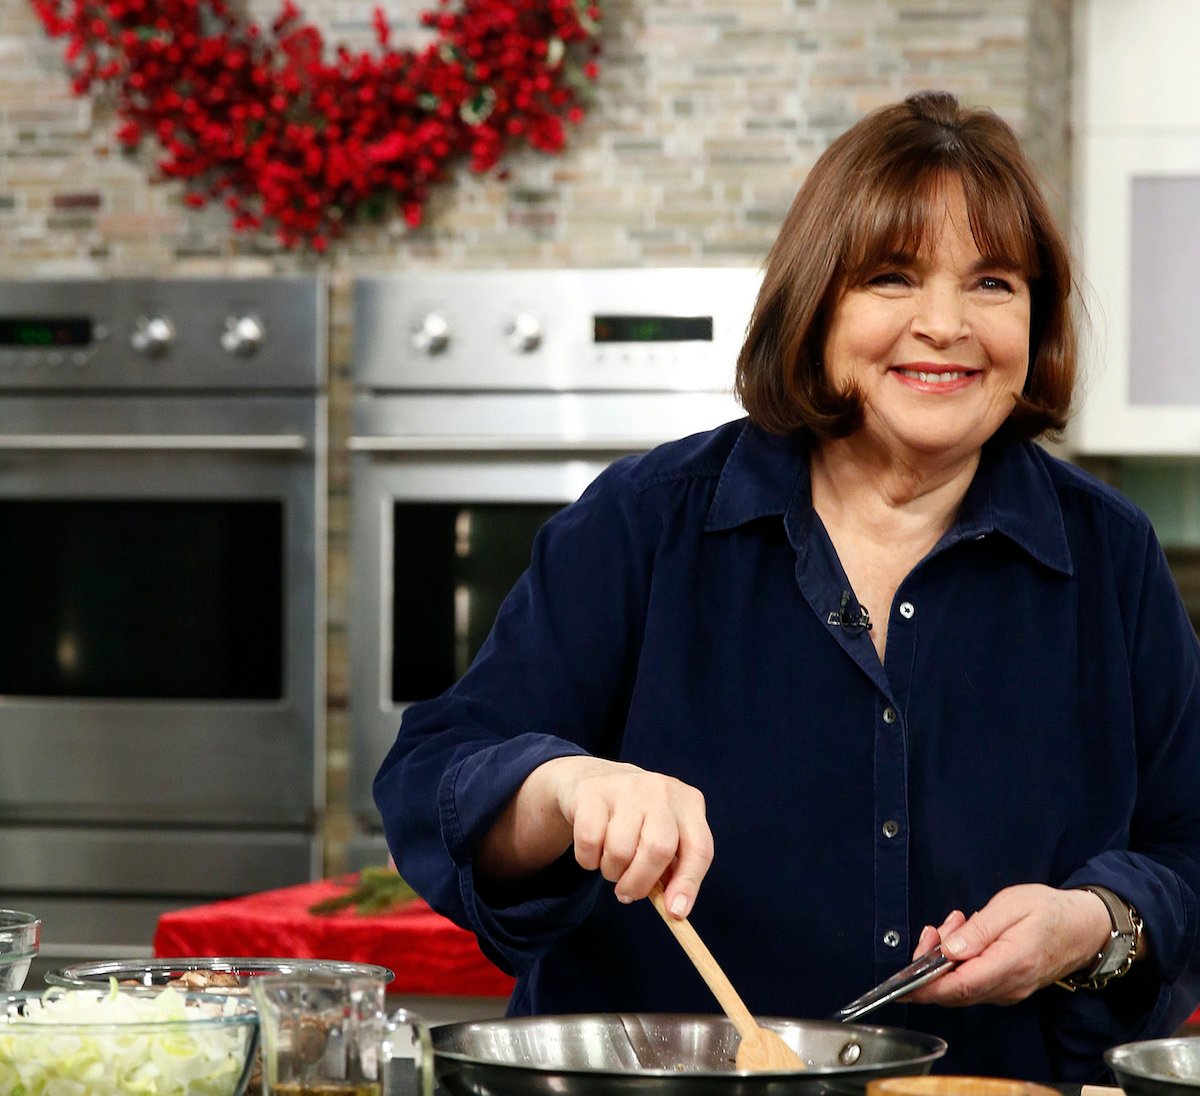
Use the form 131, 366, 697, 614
892, 366, 979, 384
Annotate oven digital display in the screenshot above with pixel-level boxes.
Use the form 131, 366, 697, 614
0, 318, 93, 347
593, 315, 713, 343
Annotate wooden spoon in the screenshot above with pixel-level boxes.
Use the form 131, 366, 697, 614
647, 882, 806, 1071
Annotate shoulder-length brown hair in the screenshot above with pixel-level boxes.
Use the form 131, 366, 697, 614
736, 90, 1075, 441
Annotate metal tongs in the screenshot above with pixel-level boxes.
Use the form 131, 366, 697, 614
829, 944, 957, 1023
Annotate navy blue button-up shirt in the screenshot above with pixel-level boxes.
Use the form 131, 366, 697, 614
375, 420, 1200, 1082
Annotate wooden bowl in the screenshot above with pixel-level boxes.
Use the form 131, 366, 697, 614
867, 1078, 1061, 1096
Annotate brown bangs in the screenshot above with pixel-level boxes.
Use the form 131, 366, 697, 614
839, 166, 1042, 288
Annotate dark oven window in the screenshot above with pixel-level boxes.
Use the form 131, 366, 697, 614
0, 500, 284, 700
392, 502, 563, 702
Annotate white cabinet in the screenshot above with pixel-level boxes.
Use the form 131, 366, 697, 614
1071, 0, 1200, 454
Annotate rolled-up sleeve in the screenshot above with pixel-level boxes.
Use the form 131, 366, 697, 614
1051, 521, 1200, 1073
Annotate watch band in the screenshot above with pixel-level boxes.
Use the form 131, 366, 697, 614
1055, 884, 1143, 992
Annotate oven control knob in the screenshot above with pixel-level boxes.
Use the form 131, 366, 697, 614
505, 312, 543, 353
221, 315, 266, 356
130, 316, 175, 357
413, 313, 451, 355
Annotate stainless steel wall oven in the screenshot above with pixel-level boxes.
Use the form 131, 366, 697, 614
347, 268, 761, 864
0, 277, 325, 959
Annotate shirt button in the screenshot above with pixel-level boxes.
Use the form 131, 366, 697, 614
882, 820, 900, 838
883, 930, 901, 948
883, 707, 898, 724
899, 601, 914, 619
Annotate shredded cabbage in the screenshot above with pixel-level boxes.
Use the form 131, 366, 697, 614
0, 985, 251, 1096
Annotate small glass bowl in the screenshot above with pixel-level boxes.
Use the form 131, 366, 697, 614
0, 910, 41, 992
45, 955, 395, 993
0, 988, 259, 1096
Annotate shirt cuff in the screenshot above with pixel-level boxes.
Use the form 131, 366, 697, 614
438, 732, 603, 974
1062, 851, 1199, 983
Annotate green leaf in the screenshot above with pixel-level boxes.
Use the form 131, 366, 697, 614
309, 868, 417, 917
460, 87, 496, 124
573, 0, 600, 36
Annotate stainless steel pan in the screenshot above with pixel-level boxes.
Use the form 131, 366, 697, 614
1106, 1036, 1200, 1096
430, 1014, 947, 1096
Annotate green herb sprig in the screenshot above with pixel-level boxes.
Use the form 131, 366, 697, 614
309, 867, 417, 916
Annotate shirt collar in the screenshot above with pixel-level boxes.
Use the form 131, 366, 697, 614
705, 422, 1073, 577
952, 437, 1074, 576
704, 421, 808, 532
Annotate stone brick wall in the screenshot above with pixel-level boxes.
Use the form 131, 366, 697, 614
0, 0, 1074, 871
1, 0, 1071, 272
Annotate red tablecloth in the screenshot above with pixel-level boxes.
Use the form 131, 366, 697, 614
153, 877, 516, 997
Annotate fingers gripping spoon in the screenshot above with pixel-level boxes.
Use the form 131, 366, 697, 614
647, 882, 807, 1072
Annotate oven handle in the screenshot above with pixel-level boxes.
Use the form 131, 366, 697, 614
348, 435, 656, 453
0, 434, 309, 452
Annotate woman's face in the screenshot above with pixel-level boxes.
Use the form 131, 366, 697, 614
821, 178, 1032, 465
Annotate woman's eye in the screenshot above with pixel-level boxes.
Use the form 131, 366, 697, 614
867, 271, 909, 288
978, 275, 1014, 293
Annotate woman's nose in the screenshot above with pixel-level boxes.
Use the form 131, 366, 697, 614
911, 286, 968, 346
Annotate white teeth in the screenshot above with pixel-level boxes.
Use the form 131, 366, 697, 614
899, 369, 968, 384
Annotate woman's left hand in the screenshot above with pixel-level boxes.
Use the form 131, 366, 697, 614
904, 883, 1113, 1006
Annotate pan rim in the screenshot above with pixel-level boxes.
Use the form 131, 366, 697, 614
1105, 1035, 1200, 1088
430, 1012, 949, 1079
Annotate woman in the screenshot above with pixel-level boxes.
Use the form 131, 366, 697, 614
374, 91, 1200, 1081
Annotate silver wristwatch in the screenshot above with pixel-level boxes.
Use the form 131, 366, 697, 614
1055, 884, 1144, 992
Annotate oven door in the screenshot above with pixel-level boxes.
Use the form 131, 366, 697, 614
0, 396, 323, 829
349, 448, 613, 844
346, 391, 741, 863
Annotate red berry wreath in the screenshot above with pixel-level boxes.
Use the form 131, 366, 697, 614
31, 0, 601, 250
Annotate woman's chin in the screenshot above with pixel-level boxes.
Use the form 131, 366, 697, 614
860, 418, 997, 465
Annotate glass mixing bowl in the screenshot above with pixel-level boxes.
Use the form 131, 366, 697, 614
0, 910, 41, 992
0, 987, 259, 1096
44, 955, 395, 992
44, 958, 395, 1096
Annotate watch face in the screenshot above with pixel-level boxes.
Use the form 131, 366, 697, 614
1096, 931, 1136, 977
1080, 885, 1142, 978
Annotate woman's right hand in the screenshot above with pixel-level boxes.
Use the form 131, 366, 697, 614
483, 755, 714, 919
